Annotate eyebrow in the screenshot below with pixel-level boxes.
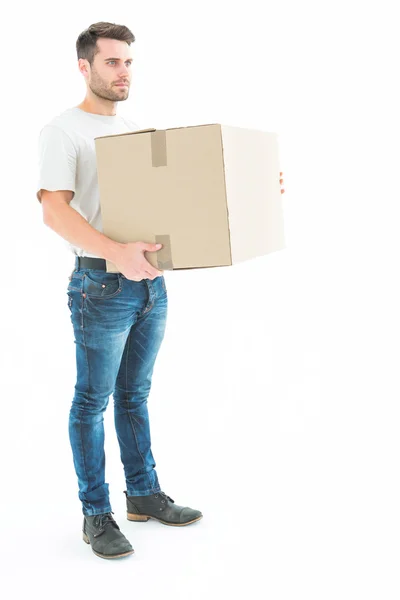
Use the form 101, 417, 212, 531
104, 57, 133, 62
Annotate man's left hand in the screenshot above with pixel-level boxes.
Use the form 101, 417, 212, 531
280, 172, 285, 194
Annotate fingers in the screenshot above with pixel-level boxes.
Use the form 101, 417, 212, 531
144, 263, 163, 279
138, 241, 164, 278
143, 270, 162, 280
141, 242, 162, 252
128, 272, 160, 282
146, 271, 161, 280
280, 171, 285, 193
127, 275, 142, 282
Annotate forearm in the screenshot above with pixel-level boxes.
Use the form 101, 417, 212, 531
44, 202, 124, 263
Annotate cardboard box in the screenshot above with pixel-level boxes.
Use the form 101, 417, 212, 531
94, 124, 285, 272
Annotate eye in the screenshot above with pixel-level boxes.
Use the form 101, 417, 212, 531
107, 61, 132, 66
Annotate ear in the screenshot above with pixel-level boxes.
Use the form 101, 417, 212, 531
78, 58, 89, 77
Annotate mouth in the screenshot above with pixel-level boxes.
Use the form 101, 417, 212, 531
115, 83, 128, 87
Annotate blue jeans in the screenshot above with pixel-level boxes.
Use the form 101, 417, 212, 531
67, 258, 168, 516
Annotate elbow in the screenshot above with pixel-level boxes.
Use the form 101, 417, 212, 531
40, 190, 73, 227
43, 207, 57, 229
43, 209, 52, 227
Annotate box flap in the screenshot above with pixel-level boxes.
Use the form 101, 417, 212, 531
95, 124, 220, 141
164, 123, 219, 131
95, 128, 156, 140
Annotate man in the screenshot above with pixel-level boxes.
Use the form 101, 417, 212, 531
36, 21, 203, 560
37, 20, 285, 561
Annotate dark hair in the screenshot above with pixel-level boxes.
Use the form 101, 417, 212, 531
76, 21, 135, 66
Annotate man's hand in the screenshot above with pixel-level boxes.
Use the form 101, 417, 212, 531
114, 241, 164, 281
280, 171, 285, 194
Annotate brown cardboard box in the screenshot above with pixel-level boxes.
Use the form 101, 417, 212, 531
94, 123, 285, 272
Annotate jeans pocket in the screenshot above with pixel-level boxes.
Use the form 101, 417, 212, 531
82, 270, 123, 299
68, 272, 83, 292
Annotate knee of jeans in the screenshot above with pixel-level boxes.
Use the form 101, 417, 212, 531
72, 391, 110, 413
113, 387, 151, 407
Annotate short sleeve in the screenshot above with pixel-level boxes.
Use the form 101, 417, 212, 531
36, 125, 77, 203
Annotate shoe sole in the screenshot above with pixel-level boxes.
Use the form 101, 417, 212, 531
127, 512, 203, 526
82, 531, 135, 559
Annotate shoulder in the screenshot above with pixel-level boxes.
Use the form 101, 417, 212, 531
38, 109, 78, 147
39, 107, 78, 138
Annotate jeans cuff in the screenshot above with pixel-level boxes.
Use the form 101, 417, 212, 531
83, 506, 112, 517
126, 487, 161, 497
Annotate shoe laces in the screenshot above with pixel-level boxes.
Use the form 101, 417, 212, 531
155, 491, 174, 504
93, 511, 120, 538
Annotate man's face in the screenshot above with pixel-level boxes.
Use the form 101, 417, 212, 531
82, 38, 132, 102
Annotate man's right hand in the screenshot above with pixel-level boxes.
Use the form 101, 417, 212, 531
114, 241, 164, 281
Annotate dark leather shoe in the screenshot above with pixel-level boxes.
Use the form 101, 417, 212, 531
124, 490, 203, 526
82, 511, 134, 559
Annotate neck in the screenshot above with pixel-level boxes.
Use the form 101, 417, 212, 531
76, 99, 117, 117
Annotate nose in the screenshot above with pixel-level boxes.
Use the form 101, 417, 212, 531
118, 65, 130, 79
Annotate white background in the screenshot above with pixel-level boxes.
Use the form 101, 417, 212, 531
1, 0, 400, 598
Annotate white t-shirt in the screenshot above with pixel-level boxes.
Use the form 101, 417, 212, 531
36, 106, 140, 258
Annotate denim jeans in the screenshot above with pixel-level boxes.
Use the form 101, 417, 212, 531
66, 257, 168, 516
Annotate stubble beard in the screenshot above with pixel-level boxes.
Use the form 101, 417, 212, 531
89, 71, 129, 103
